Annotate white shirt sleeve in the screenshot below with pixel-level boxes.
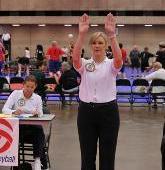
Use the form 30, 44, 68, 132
2, 91, 17, 114
35, 95, 43, 117
145, 71, 157, 81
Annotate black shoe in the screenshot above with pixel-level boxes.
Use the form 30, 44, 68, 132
152, 104, 157, 108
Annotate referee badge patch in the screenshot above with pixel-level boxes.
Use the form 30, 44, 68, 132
17, 98, 25, 107
85, 62, 95, 72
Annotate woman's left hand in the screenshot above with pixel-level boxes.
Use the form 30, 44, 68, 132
79, 13, 90, 35
105, 13, 116, 37
32, 107, 38, 116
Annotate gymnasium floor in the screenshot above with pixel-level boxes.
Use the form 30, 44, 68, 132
0, 102, 164, 170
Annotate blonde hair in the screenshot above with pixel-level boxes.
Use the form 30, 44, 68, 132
153, 62, 162, 70
89, 32, 108, 47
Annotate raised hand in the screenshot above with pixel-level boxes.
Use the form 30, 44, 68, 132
79, 13, 89, 34
105, 13, 116, 37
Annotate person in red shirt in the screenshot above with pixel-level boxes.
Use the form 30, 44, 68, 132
119, 43, 127, 78
0, 42, 5, 75
46, 41, 65, 75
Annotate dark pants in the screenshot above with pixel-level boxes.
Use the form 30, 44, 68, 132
77, 100, 120, 170
0, 61, 4, 75
3, 39, 11, 61
48, 60, 60, 72
161, 123, 165, 170
55, 84, 65, 104
141, 63, 149, 73
120, 64, 125, 73
19, 125, 48, 169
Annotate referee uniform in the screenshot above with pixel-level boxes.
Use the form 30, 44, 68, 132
75, 57, 120, 170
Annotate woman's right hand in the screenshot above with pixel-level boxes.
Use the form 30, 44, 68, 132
79, 14, 89, 34
13, 109, 23, 115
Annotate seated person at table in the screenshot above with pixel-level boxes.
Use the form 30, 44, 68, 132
145, 62, 165, 107
2, 75, 48, 170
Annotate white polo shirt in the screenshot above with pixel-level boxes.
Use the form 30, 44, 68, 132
75, 57, 120, 103
2, 33, 11, 41
2, 90, 43, 116
145, 68, 165, 81
25, 49, 30, 58
145, 68, 165, 93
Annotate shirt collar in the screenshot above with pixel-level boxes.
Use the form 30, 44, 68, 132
91, 56, 108, 63
21, 90, 34, 100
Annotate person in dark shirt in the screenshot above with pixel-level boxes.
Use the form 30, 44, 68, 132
156, 42, 165, 69
35, 44, 44, 62
140, 47, 154, 74
57, 62, 79, 105
129, 45, 141, 77
32, 61, 47, 103
59, 63, 78, 90
106, 45, 113, 59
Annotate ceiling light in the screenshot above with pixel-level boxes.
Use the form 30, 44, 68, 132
90, 24, 99, 27
144, 24, 152, 27
64, 24, 72, 27
12, 24, 20, 27
38, 24, 46, 27
117, 24, 125, 27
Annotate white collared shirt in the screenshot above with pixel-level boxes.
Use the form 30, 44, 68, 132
145, 68, 165, 81
75, 57, 120, 103
2, 33, 11, 41
2, 90, 43, 116
145, 68, 165, 93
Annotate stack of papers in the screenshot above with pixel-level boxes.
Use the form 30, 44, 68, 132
15, 114, 34, 118
0, 113, 38, 119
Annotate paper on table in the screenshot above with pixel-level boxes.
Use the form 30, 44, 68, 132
19, 113, 34, 118
0, 113, 12, 118
16, 109, 35, 118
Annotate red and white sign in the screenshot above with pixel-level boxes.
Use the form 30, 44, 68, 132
0, 118, 19, 166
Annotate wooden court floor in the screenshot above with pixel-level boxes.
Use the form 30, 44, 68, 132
0, 102, 164, 170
